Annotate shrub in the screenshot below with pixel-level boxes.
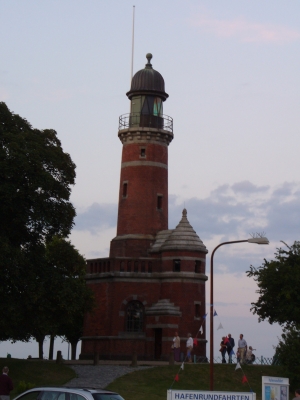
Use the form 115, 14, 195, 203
16, 381, 36, 394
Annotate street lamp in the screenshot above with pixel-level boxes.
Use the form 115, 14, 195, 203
209, 237, 269, 391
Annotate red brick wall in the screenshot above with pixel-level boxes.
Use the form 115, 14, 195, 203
116, 142, 168, 237
81, 273, 207, 360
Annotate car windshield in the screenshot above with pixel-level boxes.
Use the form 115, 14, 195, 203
92, 394, 124, 400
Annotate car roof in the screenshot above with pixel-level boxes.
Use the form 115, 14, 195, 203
15, 387, 120, 395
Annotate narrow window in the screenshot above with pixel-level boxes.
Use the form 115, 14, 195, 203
127, 261, 132, 272
195, 260, 201, 273
148, 262, 152, 273
90, 263, 93, 273
123, 182, 128, 198
140, 148, 146, 157
195, 304, 200, 318
141, 261, 146, 273
157, 195, 162, 210
173, 259, 181, 272
107, 261, 110, 272
99, 262, 102, 273
103, 262, 106, 272
94, 262, 98, 273
120, 261, 125, 272
134, 261, 139, 273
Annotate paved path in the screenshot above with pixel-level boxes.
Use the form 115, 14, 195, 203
65, 365, 152, 389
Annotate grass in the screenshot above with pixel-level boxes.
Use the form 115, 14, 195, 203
106, 364, 288, 400
0, 358, 75, 398
0, 358, 292, 400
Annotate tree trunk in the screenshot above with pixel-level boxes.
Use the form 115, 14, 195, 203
49, 334, 55, 360
71, 340, 78, 360
36, 334, 45, 359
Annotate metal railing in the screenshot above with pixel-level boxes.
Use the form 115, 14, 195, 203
195, 356, 276, 365
119, 113, 173, 133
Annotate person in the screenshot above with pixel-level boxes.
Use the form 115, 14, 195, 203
220, 336, 228, 363
238, 334, 247, 364
292, 389, 300, 400
186, 333, 193, 363
227, 333, 235, 364
0, 366, 13, 400
246, 346, 255, 364
173, 331, 181, 362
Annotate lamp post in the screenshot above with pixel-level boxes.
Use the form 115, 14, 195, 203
209, 237, 269, 391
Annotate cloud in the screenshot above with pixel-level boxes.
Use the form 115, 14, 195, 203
190, 14, 300, 44
72, 181, 300, 273
74, 202, 117, 234
170, 180, 300, 241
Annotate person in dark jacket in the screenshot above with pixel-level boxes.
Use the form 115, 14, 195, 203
220, 337, 228, 363
227, 333, 235, 363
0, 366, 13, 400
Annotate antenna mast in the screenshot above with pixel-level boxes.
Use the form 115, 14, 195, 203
130, 6, 135, 83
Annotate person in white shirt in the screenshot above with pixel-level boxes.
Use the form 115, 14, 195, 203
186, 333, 193, 363
238, 334, 247, 364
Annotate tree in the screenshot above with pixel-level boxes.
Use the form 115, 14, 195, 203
0, 102, 75, 248
30, 236, 95, 359
275, 325, 300, 386
247, 241, 300, 327
0, 102, 76, 341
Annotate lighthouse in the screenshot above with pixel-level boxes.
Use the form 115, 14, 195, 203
81, 54, 208, 361
110, 53, 173, 258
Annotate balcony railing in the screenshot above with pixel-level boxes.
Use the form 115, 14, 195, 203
119, 113, 173, 133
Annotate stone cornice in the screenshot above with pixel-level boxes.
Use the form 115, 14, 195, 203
118, 127, 173, 145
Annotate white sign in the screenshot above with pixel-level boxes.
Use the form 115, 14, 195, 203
262, 376, 289, 400
167, 390, 256, 400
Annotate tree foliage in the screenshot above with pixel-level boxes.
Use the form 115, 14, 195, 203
0, 102, 76, 249
0, 102, 91, 343
247, 241, 300, 327
30, 237, 95, 358
275, 325, 300, 387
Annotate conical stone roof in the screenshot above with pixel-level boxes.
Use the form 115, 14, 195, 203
160, 209, 207, 252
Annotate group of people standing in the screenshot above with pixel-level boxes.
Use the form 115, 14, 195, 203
220, 333, 255, 364
172, 332, 193, 363
172, 331, 255, 365
220, 333, 235, 363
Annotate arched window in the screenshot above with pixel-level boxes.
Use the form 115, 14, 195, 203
126, 301, 144, 332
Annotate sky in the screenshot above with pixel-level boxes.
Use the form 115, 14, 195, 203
1, 0, 300, 361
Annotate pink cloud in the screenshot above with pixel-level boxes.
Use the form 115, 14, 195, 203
191, 15, 300, 44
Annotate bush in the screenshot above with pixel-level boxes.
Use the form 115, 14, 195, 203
16, 381, 36, 394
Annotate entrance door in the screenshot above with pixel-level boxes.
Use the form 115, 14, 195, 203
154, 328, 162, 360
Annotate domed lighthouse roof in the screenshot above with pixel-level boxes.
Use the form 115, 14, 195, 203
126, 53, 169, 101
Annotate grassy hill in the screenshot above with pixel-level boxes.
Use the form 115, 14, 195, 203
107, 364, 289, 400
0, 359, 292, 400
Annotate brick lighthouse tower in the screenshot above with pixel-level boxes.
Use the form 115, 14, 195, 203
81, 54, 208, 361
110, 53, 172, 259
